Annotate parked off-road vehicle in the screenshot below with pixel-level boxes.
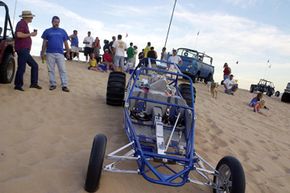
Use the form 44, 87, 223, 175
0, 1, 15, 83
281, 82, 290, 103
250, 79, 275, 97
176, 48, 214, 83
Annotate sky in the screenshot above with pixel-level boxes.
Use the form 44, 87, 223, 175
2, 0, 290, 92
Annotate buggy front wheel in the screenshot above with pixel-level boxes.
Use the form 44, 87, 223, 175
213, 156, 245, 193
84, 134, 107, 192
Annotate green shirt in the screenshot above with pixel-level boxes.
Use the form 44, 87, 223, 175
127, 46, 134, 59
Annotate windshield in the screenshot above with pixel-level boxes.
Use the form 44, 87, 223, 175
177, 48, 198, 58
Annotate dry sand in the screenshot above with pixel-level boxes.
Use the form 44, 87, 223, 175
0, 57, 289, 193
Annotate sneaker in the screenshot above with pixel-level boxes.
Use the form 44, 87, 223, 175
62, 86, 70, 92
30, 84, 42, 89
14, 86, 24, 91
49, 85, 57, 90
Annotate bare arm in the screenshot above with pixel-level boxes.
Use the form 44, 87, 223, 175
17, 31, 37, 38
64, 40, 70, 52
40, 39, 47, 62
178, 57, 183, 64
68, 35, 73, 42
41, 39, 47, 55
64, 40, 70, 59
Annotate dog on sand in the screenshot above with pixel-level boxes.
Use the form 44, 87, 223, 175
210, 82, 219, 99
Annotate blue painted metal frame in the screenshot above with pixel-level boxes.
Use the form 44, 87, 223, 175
123, 58, 197, 186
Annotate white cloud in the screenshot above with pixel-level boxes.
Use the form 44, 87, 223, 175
105, 4, 168, 17
21, 0, 104, 30
223, 0, 258, 8
105, 5, 148, 16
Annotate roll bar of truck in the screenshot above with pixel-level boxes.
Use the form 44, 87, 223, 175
0, 1, 15, 39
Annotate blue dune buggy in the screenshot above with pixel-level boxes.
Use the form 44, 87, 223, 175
84, 59, 246, 193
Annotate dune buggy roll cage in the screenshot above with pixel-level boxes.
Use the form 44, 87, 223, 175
103, 59, 220, 189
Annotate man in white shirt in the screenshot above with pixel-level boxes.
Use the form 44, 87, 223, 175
112, 34, 127, 71
83, 31, 94, 62
168, 49, 182, 68
168, 49, 182, 74
224, 74, 238, 95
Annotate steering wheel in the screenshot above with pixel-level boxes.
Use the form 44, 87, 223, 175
130, 110, 152, 121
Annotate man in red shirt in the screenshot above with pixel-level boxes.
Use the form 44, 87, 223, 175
14, 10, 41, 91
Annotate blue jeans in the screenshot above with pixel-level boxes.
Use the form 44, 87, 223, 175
223, 75, 229, 80
14, 48, 39, 88
46, 53, 68, 87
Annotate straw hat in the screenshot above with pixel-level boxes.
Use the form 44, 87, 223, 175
19, 10, 35, 18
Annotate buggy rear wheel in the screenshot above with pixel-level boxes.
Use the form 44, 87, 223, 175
213, 156, 245, 193
106, 72, 126, 106
179, 83, 196, 106
84, 134, 107, 192
108, 72, 126, 83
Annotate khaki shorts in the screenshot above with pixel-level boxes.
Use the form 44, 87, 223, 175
71, 46, 79, 53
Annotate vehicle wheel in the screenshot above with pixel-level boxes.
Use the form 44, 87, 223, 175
196, 71, 201, 82
187, 73, 196, 83
84, 134, 107, 193
106, 98, 125, 106
213, 156, 246, 193
106, 72, 126, 106
266, 91, 273, 97
179, 83, 191, 90
274, 91, 280, 97
109, 71, 126, 78
205, 74, 213, 84
281, 92, 290, 103
108, 76, 126, 83
182, 72, 196, 83
108, 72, 126, 81
179, 83, 196, 106
250, 85, 255, 93
0, 54, 15, 84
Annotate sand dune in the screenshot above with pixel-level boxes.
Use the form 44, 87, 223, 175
0, 57, 289, 193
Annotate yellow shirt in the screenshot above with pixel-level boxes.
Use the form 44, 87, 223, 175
89, 59, 97, 67
144, 46, 150, 58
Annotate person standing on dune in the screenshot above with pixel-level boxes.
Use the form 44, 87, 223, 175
41, 16, 70, 92
112, 34, 127, 72
14, 10, 42, 91
83, 31, 94, 63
